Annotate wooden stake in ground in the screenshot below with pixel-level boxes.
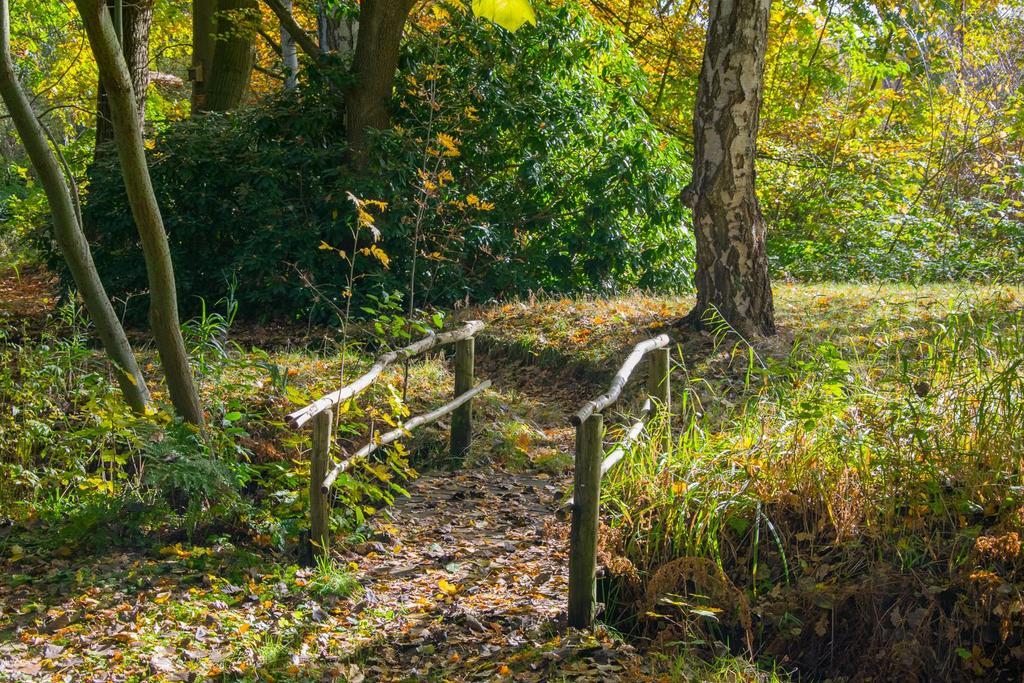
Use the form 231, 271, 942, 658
568, 412, 603, 628
450, 337, 475, 463
309, 408, 333, 562
0, 0, 152, 415
75, 0, 205, 426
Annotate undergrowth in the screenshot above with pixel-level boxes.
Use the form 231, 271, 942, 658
596, 289, 1024, 680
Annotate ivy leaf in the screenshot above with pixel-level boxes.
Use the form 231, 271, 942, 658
472, 0, 536, 32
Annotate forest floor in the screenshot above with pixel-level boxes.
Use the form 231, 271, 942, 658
0, 267, 672, 682
3, 269, 1024, 681
0, 468, 654, 682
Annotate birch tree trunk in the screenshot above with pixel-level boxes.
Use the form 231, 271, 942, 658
0, 0, 152, 414
75, 0, 206, 426
280, 0, 298, 89
95, 0, 152, 152
681, 0, 776, 337
317, 0, 357, 57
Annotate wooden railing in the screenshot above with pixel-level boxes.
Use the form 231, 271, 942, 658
566, 334, 672, 628
287, 320, 487, 561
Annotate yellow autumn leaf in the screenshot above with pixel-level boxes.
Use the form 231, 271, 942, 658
438, 578, 459, 596
472, 0, 536, 31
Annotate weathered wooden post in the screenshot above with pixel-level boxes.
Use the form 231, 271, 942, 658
568, 412, 603, 628
450, 336, 474, 463
647, 346, 671, 454
309, 408, 333, 562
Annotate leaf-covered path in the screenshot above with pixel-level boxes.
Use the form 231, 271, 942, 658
0, 464, 645, 682
335, 467, 633, 680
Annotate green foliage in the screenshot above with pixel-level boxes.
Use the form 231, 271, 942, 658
77, 2, 690, 322
0, 298, 256, 544
141, 422, 252, 520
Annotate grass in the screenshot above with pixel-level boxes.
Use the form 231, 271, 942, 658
310, 554, 361, 599
4, 273, 1023, 680
561, 284, 1024, 679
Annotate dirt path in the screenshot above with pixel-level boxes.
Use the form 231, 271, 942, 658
340, 468, 569, 678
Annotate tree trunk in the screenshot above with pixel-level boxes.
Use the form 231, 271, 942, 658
318, 0, 357, 57
203, 0, 257, 111
681, 0, 776, 337
345, 0, 416, 160
95, 0, 152, 152
280, 0, 298, 89
191, 0, 256, 113
190, 0, 215, 111
0, 0, 152, 414
75, 0, 206, 427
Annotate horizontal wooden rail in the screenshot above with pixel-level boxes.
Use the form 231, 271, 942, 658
560, 398, 651, 515
287, 320, 484, 429
300, 320, 486, 563
571, 334, 670, 426
320, 380, 492, 493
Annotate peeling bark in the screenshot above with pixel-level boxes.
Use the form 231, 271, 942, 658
682, 0, 776, 337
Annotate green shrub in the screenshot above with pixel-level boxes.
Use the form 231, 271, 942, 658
76, 2, 691, 322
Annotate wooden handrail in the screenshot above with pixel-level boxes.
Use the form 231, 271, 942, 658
287, 320, 484, 429
560, 398, 651, 514
568, 342, 672, 628
320, 380, 492, 493
571, 334, 669, 426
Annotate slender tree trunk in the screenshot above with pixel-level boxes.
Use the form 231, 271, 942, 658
95, 0, 152, 151
680, 0, 776, 337
345, 0, 416, 159
263, 0, 322, 61
280, 0, 298, 89
202, 0, 257, 111
0, 0, 152, 414
75, 0, 206, 426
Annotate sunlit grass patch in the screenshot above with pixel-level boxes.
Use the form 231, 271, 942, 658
589, 286, 1024, 678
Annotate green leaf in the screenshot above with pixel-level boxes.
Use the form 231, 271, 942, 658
472, 0, 536, 32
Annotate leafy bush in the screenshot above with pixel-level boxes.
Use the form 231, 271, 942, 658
761, 141, 1024, 283
77, 2, 691, 322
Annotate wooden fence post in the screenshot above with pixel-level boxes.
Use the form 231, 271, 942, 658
309, 408, 333, 563
450, 337, 474, 463
568, 412, 603, 628
647, 346, 671, 455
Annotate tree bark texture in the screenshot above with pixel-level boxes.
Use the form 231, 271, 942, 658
1, 0, 152, 414
192, 0, 256, 113
95, 0, 151, 152
345, 0, 416, 159
318, 0, 357, 56
279, 0, 298, 89
685, 0, 776, 337
75, 0, 206, 426
191, 0, 215, 111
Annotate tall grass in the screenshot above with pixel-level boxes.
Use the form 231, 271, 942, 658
598, 294, 1024, 676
